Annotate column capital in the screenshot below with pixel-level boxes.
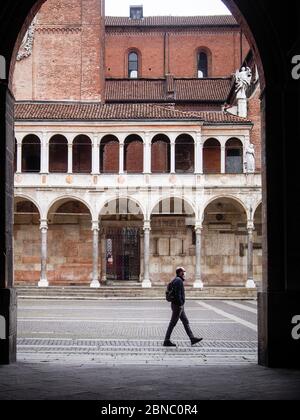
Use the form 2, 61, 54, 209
40, 220, 48, 231
143, 221, 151, 231
92, 221, 100, 232
247, 221, 255, 231
195, 224, 203, 232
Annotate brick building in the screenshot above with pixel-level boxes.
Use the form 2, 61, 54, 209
12, 0, 262, 289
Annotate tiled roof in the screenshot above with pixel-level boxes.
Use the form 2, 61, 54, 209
106, 78, 233, 102
105, 15, 238, 27
15, 102, 251, 124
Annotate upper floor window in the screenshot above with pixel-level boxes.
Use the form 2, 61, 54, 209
128, 52, 139, 79
198, 51, 208, 78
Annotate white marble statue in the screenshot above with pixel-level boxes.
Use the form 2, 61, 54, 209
245, 143, 256, 173
235, 66, 252, 99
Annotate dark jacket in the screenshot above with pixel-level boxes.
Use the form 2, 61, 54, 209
171, 276, 185, 307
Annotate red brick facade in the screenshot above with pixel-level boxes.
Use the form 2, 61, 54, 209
13, 0, 105, 102
106, 29, 249, 79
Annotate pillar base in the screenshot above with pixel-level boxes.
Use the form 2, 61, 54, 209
258, 291, 300, 368
142, 279, 152, 288
246, 279, 257, 289
38, 278, 49, 288
0, 289, 17, 365
90, 280, 100, 289
193, 280, 204, 289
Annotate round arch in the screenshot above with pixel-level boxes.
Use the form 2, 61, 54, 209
150, 195, 196, 219
175, 134, 195, 174
196, 46, 212, 78
201, 195, 248, 222
100, 135, 119, 174
14, 194, 42, 218
151, 134, 171, 173
99, 196, 146, 219
46, 196, 93, 221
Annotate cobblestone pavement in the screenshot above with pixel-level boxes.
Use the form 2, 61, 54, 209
1, 299, 300, 400
17, 299, 258, 365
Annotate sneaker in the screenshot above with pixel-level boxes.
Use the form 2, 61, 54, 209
191, 337, 203, 346
163, 340, 177, 347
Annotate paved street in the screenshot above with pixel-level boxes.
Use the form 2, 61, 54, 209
1, 298, 300, 400
17, 299, 258, 365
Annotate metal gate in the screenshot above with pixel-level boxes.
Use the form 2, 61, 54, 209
106, 227, 141, 281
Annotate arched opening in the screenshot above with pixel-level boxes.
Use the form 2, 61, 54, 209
128, 51, 139, 79
22, 134, 41, 173
197, 49, 210, 78
4, 0, 300, 371
49, 135, 68, 173
151, 134, 170, 173
73, 135, 92, 174
175, 134, 195, 174
100, 135, 119, 174
47, 199, 92, 286
151, 197, 195, 284
14, 197, 40, 285
226, 138, 244, 174
203, 138, 221, 174
203, 197, 250, 286
124, 135, 144, 173
100, 198, 144, 282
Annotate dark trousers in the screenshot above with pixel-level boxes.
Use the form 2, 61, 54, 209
165, 303, 194, 341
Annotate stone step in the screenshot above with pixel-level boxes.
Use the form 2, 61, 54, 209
16, 286, 257, 300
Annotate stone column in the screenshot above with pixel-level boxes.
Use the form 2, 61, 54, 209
142, 221, 152, 288
221, 145, 226, 174
68, 142, 73, 174
92, 135, 100, 175
101, 230, 107, 284
170, 141, 176, 174
41, 133, 49, 174
16, 141, 22, 174
143, 133, 151, 174
38, 220, 49, 288
119, 143, 124, 174
246, 221, 256, 289
193, 224, 204, 289
195, 133, 203, 174
90, 221, 100, 288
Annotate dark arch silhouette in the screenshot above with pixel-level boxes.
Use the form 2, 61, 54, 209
0, 0, 299, 368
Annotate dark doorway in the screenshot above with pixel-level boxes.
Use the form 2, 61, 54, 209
106, 227, 140, 281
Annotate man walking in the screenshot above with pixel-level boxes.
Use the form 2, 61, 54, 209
164, 267, 203, 347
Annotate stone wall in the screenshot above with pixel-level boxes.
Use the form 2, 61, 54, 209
14, 217, 93, 285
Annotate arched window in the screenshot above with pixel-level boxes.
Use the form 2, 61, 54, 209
49, 135, 68, 173
22, 135, 41, 173
100, 135, 119, 174
198, 51, 208, 78
73, 135, 92, 174
128, 52, 139, 79
226, 138, 244, 174
124, 135, 143, 173
203, 138, 221, 174
151, 135, 170, 173
175, 134, 195, 174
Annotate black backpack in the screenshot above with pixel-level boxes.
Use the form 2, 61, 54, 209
165, 280, 175, 302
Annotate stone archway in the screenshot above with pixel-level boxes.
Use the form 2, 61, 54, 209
0, 0, 299, 367
14, 197, 41, 286
99, 197, 144, 285
150, 197, 196, 285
